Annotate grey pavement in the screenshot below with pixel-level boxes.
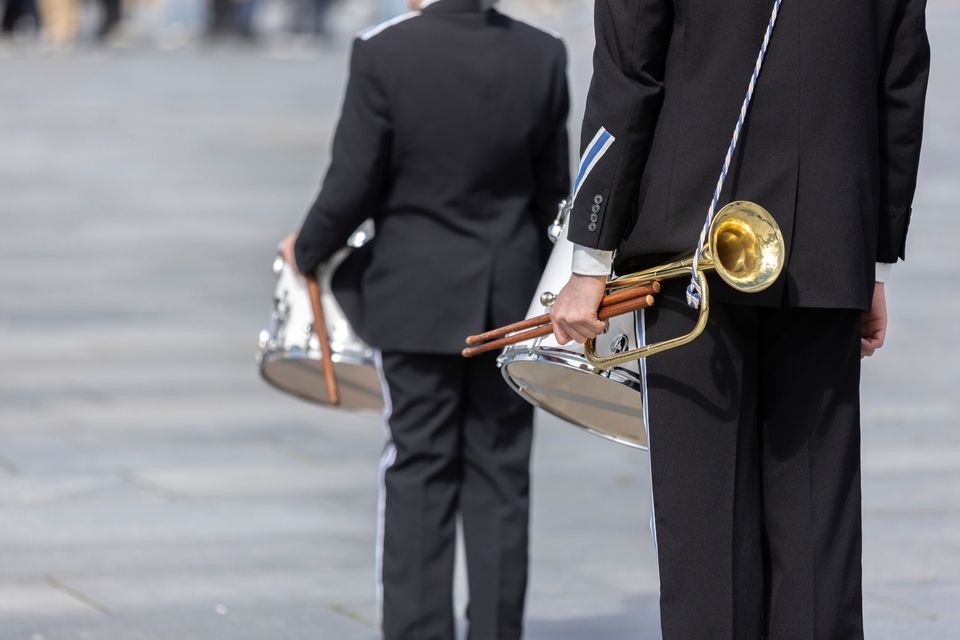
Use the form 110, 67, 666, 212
0, 2, 958, 638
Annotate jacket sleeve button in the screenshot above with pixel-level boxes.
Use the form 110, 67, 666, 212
590, 213, 599, 222
591, 204, 600, 213
594, 195, 603, 204
588, 222, 597, 232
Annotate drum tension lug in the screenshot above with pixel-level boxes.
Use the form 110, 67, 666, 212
610, 334, 629, 354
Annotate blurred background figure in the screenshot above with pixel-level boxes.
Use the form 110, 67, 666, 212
207, 0, 257, 39
289, 0, 335, 39
96, 0, 121, 40
0, 0, 437, 48
2, 0, 124, 46
37, 0, 77, 46
1, 0, 40, 37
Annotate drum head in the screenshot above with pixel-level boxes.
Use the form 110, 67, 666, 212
503, 360, 647, 449
261, 355, 383, 411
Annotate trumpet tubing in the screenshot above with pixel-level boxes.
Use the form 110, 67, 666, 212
608, 201, 784, 294
585, 201, 785, 368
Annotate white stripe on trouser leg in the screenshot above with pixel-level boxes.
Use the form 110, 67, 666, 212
373, 350, 397, 625
637, 310, 658, 551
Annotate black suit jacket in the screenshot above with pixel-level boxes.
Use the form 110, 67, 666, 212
294, 0, 569, 353
569, 0, 930, 310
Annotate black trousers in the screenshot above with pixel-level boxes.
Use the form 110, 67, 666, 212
377, 350, 533, 640
641, 281, 864, 640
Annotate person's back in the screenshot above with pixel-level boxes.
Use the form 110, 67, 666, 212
297, 0, 569, 351
568, 0, 928, 310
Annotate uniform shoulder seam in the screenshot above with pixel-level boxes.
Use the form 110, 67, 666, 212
357, 11, 421, 41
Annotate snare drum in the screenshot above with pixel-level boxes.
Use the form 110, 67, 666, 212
257, 226, 383, 411
498, 222, 648, 449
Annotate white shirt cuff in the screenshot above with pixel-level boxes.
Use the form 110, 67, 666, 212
572, 246, 614, 276
875, 262, 894, 283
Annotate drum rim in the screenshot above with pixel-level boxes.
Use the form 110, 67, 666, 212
257, 347, 382, 411
498, 346, 648, 450
498, 345, 642, 387
257, 345, 374, 369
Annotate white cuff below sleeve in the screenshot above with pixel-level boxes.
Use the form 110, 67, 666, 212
572, 246, 614, 276
875, 262, 894, 283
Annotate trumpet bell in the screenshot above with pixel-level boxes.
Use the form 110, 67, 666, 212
710, 201, 785, 293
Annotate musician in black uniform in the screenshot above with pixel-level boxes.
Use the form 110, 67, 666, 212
550, 0, 929, 638
282, 1, 570, 637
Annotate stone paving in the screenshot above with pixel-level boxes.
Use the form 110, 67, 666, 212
0, 2, 958, 638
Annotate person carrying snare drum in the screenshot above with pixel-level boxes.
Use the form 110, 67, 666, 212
281, 1, 570, 637
550, 0, 929, 638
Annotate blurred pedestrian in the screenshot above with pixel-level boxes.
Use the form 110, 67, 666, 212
550, 0, 930, 638
1, 0, 39, 35
37, 0, 77, 46
96, 0, 121, 40
281, 0, 570, 636
207, 0, 256, 39
290, 0, 333, 38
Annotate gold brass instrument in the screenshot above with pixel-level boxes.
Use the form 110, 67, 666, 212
584, 200, 785, 368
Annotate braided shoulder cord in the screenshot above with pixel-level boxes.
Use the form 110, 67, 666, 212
686, 0, 783, 309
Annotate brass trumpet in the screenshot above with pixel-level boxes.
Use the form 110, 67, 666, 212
584, 200, 785, 368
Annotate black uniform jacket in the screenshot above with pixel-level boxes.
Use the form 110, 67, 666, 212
294, 0, 569, 353
569, 0, 930, 310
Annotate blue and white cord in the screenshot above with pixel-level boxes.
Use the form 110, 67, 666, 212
686, 0, 783, 309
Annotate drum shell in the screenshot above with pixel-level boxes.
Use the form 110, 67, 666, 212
257, 230, 383, 411
498, 222, 648, 448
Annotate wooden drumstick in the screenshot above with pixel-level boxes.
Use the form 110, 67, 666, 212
465, 281, 661, 346
306, 274, 341, 407
462, 325, 555, 358
462, 293, 656, 358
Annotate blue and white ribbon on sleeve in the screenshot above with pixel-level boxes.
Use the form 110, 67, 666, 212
573, 127, 616, 202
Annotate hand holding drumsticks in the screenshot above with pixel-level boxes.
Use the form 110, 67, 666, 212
463, 281, 660, 358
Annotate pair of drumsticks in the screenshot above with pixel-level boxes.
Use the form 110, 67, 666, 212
309, 274, 660, 403
462, 281, 660, 358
